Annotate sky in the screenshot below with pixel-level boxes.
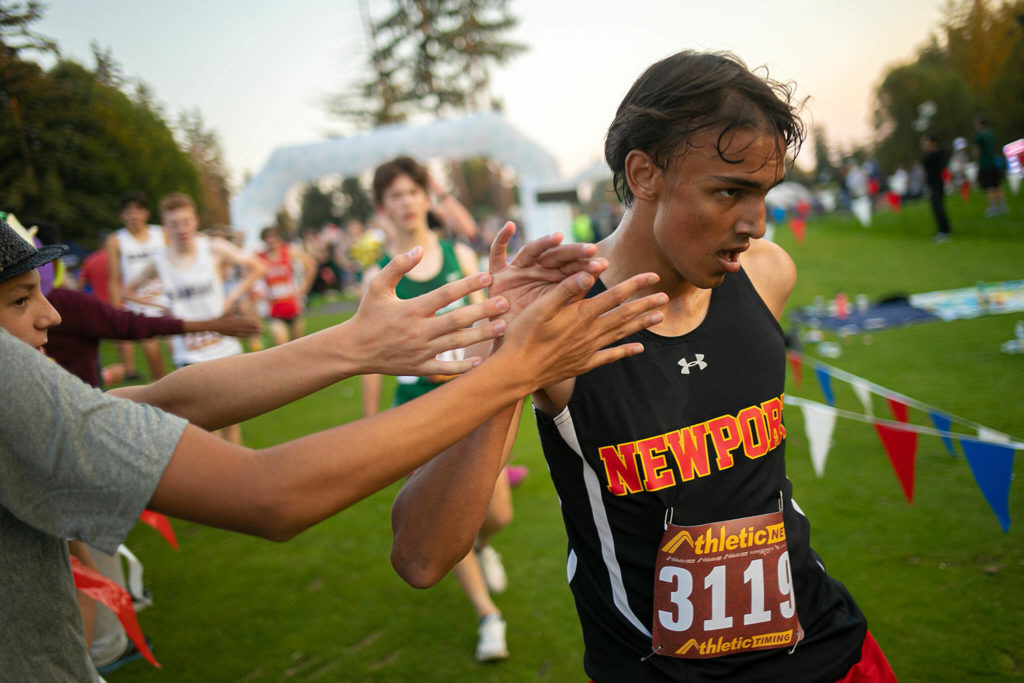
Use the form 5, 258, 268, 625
33, 0, 950, 187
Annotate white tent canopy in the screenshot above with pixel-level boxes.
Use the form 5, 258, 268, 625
231, 112, 568, 247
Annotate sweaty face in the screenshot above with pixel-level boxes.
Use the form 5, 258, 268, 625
378, 173, 431, 233
163, 207, 199, 248
650, 126, 785, 289
0, 270, 62, 350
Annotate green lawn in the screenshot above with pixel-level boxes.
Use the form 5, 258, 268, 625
111, 189, 1022, 681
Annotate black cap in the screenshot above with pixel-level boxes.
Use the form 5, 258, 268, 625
0, 216, 68, 284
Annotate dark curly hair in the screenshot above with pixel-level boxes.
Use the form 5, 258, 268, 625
605, 50, 805, 207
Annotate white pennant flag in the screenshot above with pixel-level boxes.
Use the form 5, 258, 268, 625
851, 379, 874, 417
977, 426, 1010, 444
801, 402, 837, 478
852, 196, 872, 227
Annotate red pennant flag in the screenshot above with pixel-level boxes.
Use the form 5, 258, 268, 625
873, 423, 917, 503
960, 180, 970, 202
140, 510, 179, 550
886, 192, 901, 212
787, 352, 803, 388
789, 217, 806, 243
886, 398, 909, 423
795, 199, 810, 217
71, 557, 160, 668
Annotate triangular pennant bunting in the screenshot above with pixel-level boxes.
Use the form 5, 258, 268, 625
851, 379, 874, 417
814, 367, 835, 406
788, 353, 803, 388
928, 411, 957, 457
801, 402, 837, 478
886, 398, 910, 423
790, 217, 806, 243
960, 439, 1015, 533
873, 423, 917, 503
140, 510, 179, 550
71, 557, 160, 668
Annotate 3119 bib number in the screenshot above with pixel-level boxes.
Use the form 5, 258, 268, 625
652, 511, 803, 659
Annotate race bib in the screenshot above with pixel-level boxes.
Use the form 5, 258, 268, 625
652, 508, 803, 659
183, 331, 222, 352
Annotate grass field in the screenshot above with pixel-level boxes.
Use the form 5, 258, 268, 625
110, 189, 1022, 682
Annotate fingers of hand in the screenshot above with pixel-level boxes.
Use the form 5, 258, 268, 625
430, 296, 508, 336
488, 222, 517, 272
376, 246, 423, 292
581, 343, 647, 374
417, 357, 481, 377
534, 243, 599, 270
419, 272, 493, 314
584, 272, 660, 315
428, 323, 503, 356
510, 231, 564, 269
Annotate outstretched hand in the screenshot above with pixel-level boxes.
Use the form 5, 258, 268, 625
497, 268, 668, 392
348, 247, 510, 377
487, 222, 606, 320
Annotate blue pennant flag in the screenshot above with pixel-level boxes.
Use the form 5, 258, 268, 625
960, 439, 1015, 533
771, 206, 787, 223
814, 367, 835, 407
928, 411, 957, 458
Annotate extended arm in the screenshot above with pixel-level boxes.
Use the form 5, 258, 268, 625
110, 249, 506, 429
149, 266, 665, 542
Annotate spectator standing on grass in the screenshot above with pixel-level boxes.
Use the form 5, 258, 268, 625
973, 114, 1008, 217
360, 156, 517, 662
921, 134, 953, 243
390, 50, 896, 682
0, 212, 664, 681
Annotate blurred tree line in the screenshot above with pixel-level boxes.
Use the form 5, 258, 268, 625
1, 1, 230, 246
872, 0, 1024, 171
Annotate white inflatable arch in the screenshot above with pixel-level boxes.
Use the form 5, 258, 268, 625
231, 112, 567, 247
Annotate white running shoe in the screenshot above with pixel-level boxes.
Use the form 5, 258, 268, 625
475, 613, 509, 662
477, 545, 508, 595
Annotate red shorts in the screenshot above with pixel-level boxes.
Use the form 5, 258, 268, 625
836, 631, 897, 682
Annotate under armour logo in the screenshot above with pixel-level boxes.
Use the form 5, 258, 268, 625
678, 354, 707, 374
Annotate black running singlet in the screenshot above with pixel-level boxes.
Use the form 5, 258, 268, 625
535, 269, 867, 682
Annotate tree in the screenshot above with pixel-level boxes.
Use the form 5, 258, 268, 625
812, 126, 838, 186
298, 182, 335, 231
0, 1, 56, 60
871, 0, 1024, 171
872, 60, 977, 171
179, 108, 232, 227
335, 176, 374, 224
329, 0, 526, 128
1, 41, 199, 243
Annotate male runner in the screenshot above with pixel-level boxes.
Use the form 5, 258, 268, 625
126, 192, 265, 444
390, 50, 895, 682
106, 191, 170, 380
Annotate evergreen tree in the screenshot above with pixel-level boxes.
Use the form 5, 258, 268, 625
329, 0, 526, 128
1, 12, 199, 244
179, 107, 233, 227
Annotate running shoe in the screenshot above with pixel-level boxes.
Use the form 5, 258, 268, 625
475, 613, 509, 662
477, 545, 507, 594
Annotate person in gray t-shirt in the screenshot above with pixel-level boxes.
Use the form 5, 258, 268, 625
0, 217, 665, 679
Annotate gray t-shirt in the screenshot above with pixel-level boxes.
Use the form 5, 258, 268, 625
0, 329, 187, 680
